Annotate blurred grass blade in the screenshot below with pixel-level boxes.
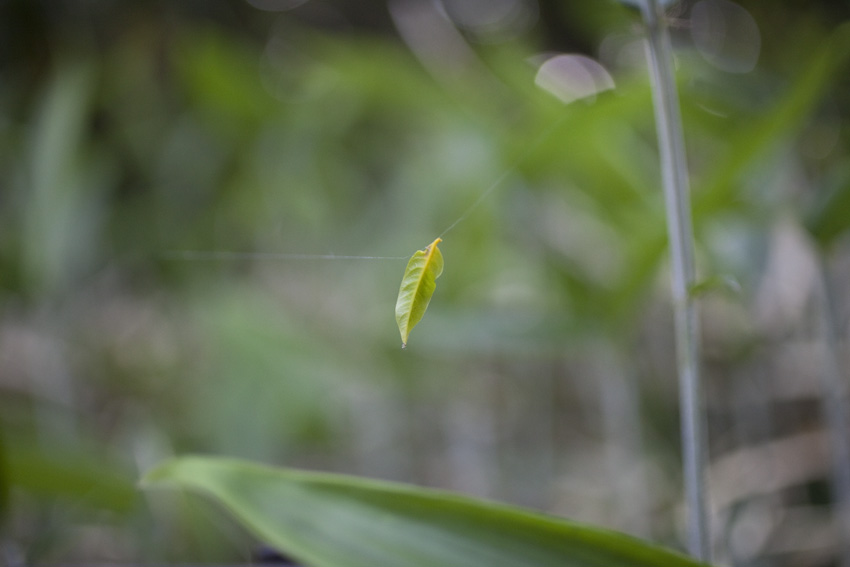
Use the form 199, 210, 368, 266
395, 237, 444, 348
142, 456, 710, 567
8, 442, 137, 513
805, 164, 850, 249
24, 61, 102, 296
696, 22, 850, 214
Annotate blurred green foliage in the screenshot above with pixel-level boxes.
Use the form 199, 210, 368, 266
2, 0, 850, 565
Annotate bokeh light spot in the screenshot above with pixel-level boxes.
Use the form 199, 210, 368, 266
534, 54, 615, 105
691, 0, 761, 74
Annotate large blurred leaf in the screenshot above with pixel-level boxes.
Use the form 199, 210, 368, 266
142, 456, 709, 567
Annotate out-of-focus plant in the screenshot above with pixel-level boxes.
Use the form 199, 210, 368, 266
3, 1, 850, 565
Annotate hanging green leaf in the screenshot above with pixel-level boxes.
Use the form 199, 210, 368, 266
395, 237, 443, 348
141, 456, 712, 567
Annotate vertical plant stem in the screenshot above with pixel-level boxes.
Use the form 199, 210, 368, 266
815, 255, 850, 567
640, 0, 709, 560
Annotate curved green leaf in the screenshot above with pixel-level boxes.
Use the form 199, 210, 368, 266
395, 237, 444, 348
142, 456, 710, 567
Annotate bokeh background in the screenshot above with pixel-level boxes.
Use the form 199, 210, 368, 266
2, 0, 850, 565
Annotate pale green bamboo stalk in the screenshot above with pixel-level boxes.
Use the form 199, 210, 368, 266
815, 255, 850, 567
639, 0, 709, 560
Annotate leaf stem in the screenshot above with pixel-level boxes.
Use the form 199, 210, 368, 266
639, 0, 709, 560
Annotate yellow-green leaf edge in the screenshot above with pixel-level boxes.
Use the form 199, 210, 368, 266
395, 237, 444, 347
